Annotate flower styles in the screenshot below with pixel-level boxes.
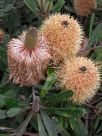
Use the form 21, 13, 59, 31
8, 27, 50, 86
57, 57, 100, 104
41, 13, 83, 66
74, 0, 97, 16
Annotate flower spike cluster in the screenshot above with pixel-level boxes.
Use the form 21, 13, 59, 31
8, 27, 50, 86
7, 14, 101, 104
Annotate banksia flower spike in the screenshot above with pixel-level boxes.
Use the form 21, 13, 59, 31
74, 0, 97, 16
8, 27, 50, 86
41, 14, 83, 66
57, 57, 100, 104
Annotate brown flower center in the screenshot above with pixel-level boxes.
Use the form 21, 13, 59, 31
79, 66, 87, 73
61, 20, 69, 28
25, 27, 38, 49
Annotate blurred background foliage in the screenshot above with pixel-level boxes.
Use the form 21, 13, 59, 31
0, 0, 102, 136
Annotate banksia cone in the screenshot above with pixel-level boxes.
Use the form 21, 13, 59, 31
74, 0, 97, 16
8, 27, 50, 86
41, 14, 83, 65
57, 57, 100, 104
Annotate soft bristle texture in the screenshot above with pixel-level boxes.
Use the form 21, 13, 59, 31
7, 30, 50, 86
41, 13, 83, 65
74, 0, 97, 16
57, 57, 100, 104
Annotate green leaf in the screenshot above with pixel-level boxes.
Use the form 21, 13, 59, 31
89, 13, 95, 39
69, 118, 88, 136
14, 111, 34, 136
89, 23, 102, 47
24, 0, 38, 14
52, 0, 65, 12
38, 114, 47, 136
41, 111, 57, 136
0, 94, 26, 107
5, 98, 26, 107
0, 94, 6, 106
97, 0, 102, 6
7, 107, 21, 117
2, 0, 16, 7
41, 72, 56, 97
0, 134, 11, 136
94, 48, 102, 61
0, 110, 7, 119
43, 1, 53, 13
43, 91, 73, 103
3, 4, 13, 12
47, 107, 86, 117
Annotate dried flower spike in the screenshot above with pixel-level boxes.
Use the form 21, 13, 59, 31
74, 0, 97, 16
41, 14, 83, 65
57, 57, 100, 104
8, 27, 50, 86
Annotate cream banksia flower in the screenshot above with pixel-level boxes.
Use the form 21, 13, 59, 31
8, 27, 50, 86
74, 0, 97, 16
41, 14, 83, 65
57, 57, 100, 104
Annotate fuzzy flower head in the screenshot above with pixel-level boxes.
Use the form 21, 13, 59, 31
41, 14, 83, 65
8, 27, 50, 86
57, 57, 100, 104
74, 0, 97, 16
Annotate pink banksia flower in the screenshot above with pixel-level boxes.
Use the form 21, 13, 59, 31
74, 0, 97, 16
7, 27, 50, 86
41, 13, 83, 66
57, 57, 100, 104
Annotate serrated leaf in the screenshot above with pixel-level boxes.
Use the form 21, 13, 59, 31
44, 1, 53, 13
38, 114, 47, 136
69, 118, 88, 136
89, 23, 102, 47
2, 0, 16, 8
0, 94, 6, 106
7, 107, 21, 117
0, 110, 7, 119
24, 0, 39, 14
89, 13, 95, 39
3, 4, 13, 12
43, 91, 73, 103
47, 107, 86, 117
52, 0, 65, 12
94, 48, 102, 61
41, 111, 57, 136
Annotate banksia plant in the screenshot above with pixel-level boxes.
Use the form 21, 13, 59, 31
74, 0, 97, 16
7, 27, 50, 86
41, 14, 83, 65
57, 57, 100, 104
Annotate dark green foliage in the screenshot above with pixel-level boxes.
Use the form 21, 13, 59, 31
0, 0, 102, 136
